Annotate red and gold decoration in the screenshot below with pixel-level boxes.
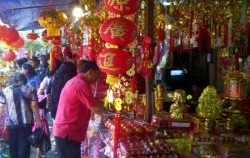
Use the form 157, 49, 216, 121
26, 30, 39, 41
100, 17, 136, 46
38, 9, 67, 37
224, 71, 247, 100
104, 0, 141, 15
97, 48, 132, 75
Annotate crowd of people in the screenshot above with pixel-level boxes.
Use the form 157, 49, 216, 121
0, 52, 107, 158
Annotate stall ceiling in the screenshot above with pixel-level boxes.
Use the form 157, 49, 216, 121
0, 0, 78, 31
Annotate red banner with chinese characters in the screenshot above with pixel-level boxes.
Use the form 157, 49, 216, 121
100, 18, 136, 46
96, 48, 132, 75
104, 0, 141, 15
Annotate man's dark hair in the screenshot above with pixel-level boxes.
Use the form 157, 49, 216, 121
8, 72, 27, 85
80, 60, 100, 73
65, 51, 73, 59
22, 63, 37, 78
30, 56, 40, 64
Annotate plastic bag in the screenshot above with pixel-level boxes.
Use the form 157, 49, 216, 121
40, 133, 51, 152
29, 128, 44, 148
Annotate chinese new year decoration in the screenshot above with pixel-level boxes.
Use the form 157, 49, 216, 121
38, 9, 67, 37
100, 17, 136, 46
2, 49, 16, 62
26, 30, 39, 41
104, 0, 141, 15
97, 48, 132, 75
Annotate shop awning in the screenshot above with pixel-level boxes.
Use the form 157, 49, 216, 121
0, 0, 78, 31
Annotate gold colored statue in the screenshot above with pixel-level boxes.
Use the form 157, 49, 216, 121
155, 84, 164, 113
169, 89, 187, 120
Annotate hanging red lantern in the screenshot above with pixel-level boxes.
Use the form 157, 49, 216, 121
104, 0, 141, 15
0, 25, 7, 40
96, 48, 132, 75
100, 18, 136, 46
10, 36, 25, 49
2, 49, 16, 62
3, 27, 19, 44
26, 31, 39, 41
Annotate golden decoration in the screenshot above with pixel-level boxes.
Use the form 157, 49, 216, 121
80, 14, 101, 28
169, 89, 187, 120
80, 0, 98, 12
196, 86, 223, 120
38, 9, 67, 37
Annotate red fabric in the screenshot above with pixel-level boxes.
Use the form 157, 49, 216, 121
223, 23, 228, 48
53, 74, 99, 142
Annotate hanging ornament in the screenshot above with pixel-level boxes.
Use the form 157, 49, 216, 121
96, 48, 133, 75
10, 37, 25, 49
38, 9, 67, 37
100, 18, 136, 46
2, 49, 16, 62
104, 0, 141, 15
3, 27, 19, 44
26, 30, 39, 41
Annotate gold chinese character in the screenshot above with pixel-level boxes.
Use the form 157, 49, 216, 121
104, 21, 128, 41
108, 0, 130, 12
99, 52, 120, 71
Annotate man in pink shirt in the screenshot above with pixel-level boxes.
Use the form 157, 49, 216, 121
53, 60, 106, 158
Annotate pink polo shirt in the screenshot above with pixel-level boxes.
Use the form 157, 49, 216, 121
53, 73, 99, 142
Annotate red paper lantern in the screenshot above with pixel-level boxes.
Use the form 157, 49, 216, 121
104, 0, 141, 15
2, 49, 16, 62
3, 27, 19, 44
100, 18, 136, 46
27, 32, 39, 41
96, 48, 132, 75
10, 36, 25, 49
0, 25, 7, 40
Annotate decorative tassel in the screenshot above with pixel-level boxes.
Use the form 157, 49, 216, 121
224, 23, 228, 48
170, 32, 175, 52
132, 56, 137, 91
113, 113, 121, 158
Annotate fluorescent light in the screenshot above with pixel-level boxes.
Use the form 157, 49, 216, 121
163, 2, 171, 6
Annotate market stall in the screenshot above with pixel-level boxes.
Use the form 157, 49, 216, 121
0, 0, 250, 158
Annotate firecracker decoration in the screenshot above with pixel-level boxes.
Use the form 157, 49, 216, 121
38, 9, 67, 37
26, 30, 39, 41
141, 35, 154, 78
166, 0, 243, 54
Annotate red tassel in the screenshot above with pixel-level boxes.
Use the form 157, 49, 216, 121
180, 37, 184, 54
198, 27, 203, 53
224, 23, 228, 48
113, 113, 121, 158
235, 51, 239, 71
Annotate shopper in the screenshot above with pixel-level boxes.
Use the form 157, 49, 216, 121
47, 61, 77, 120
53, 60, 106, 158
21, 63, 41, 91
0, 72, 42, 158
